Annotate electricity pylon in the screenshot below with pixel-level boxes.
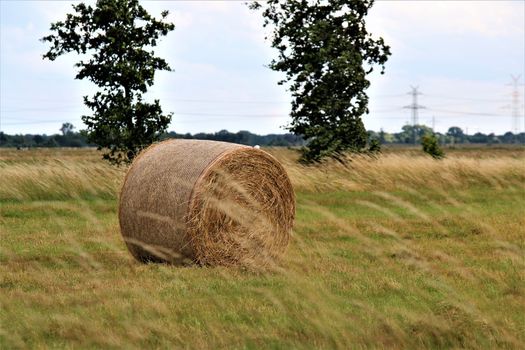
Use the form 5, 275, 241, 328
404, 86, 425, 144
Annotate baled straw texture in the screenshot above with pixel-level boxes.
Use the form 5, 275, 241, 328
119, 139, 295, 266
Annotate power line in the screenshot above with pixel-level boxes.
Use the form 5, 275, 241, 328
1, 92, 519, 114
0, 106, 404, 119
423, 94, 512, 103
162, 98, 289, 105
2, 120, 76, 126
0, 105, 80, 113
426, 108, 505, 117
2, 86, 522, 132
1, 109, 511, 126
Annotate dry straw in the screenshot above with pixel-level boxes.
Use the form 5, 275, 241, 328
119, 139, 295, 266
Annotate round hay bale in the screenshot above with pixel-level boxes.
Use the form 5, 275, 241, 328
118, 139, 295, 266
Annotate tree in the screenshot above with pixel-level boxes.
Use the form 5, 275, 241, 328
42, 0, 175, 164
501, 131, 515, 144
446, 127, 465, 145
397, 124, 433, 144
368, 138, 381, 153
250, 0, 390, 162
379, 128, 386, 143
469, 132, 488, 144
33, 134, 45, 145
12, 134, 25, 147
60, 122, 75, 136
421, 133, 444, 159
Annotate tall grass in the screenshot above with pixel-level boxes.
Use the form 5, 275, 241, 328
270, 148, 525, 192
2, 147, 522, 200
0, 146, 524, 349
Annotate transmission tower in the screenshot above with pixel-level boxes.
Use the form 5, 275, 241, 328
507, 75, 524, 138
404, 86, 425, 144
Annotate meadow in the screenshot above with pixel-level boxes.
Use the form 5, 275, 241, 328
1, 146, 524, 349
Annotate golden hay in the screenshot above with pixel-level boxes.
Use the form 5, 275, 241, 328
118, 139, 295, 266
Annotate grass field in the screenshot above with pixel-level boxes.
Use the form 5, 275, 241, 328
1, 146, 524, 349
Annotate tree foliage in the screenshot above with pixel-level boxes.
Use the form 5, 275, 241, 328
41, 0, 175, 164
368, 138, 381, 153
446, 126, 466, 144
60, 122, 75, 136
396, 124, 434, 144
421, 133, 445, 159
250, 0, 390, 162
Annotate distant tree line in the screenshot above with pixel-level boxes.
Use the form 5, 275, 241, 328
368, 125, 525, 145
0, 123, 523, 148
161, 130, 305, 147
0, 124, 305, 148
0, 123, 91, 148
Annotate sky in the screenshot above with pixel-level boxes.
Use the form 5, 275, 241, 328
0, 0, 524, 136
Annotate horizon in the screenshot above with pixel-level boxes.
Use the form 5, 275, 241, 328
1, 125, 522, 138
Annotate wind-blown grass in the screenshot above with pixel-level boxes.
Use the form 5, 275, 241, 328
1, 147, 523, 200
0, 146, 524, 349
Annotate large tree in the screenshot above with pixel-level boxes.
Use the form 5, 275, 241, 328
42, 0, 175, 164
250, 0, 390, 162
446, 126, 465, 144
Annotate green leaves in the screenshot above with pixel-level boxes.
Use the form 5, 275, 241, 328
421, 133, 445, 160
42, 0, 175, 165
250, 0, 390, 162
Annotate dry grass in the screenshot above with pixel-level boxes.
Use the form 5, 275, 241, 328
0, 148, 123, 201
1, 146, 524, 349
270, 147, 525, 192
1, 146, 523, 201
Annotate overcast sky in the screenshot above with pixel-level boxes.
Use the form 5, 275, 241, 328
1, 0, 524, 136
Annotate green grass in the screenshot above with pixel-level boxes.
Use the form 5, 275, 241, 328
1, 147, 524, 349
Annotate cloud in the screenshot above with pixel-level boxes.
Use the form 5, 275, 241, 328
369, 1, 524, 38
1, 0, 523, 135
